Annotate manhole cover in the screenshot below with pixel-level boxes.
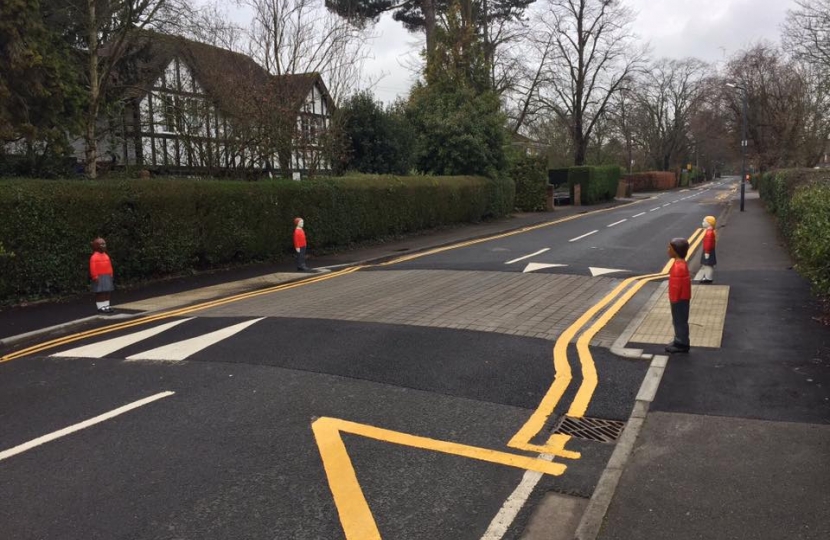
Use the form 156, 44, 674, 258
553, 416, 625, 443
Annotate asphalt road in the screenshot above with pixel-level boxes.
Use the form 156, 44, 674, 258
0, 179, 737, 540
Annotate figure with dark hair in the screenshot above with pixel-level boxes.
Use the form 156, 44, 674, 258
90, 237, 115, 314
666, 237, 691, 354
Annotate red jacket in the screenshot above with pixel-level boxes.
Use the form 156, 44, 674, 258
293, 227, 307, 249
668, 259, 691, 303
89, 252, 113, 280
703, 229, 716, 254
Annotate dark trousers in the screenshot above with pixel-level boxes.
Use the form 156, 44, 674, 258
670, 300, 690, 348
296, 246, 307, 270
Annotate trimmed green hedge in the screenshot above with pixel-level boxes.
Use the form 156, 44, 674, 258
757, 169, 830, 297
569, 165, 621, 205
0, 175, 513, 303
512, 155, 547, 212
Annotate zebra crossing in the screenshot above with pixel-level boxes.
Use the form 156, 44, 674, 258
50, 317, 264, 361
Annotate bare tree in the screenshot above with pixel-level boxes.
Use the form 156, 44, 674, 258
634, 58, 708, 171
533, 0, 646, 165
78, 0, 188, 178
245, 0, 376, 102
783, 0, 830, 74
723, 44, 826, 170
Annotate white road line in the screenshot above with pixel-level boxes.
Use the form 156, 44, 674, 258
52, 319, 193, 358
126, 318, 264, 361
662, 203, 670, 207
505, 248, 550, 265
671, 200, 680, 203
650, 207, 660, 212
607, 219, 627, 227
0, 391, 174, 461
680, 189, 690, 192
480, 453, 555, 539
632, 212, 646, 218
569, 230, 598, 242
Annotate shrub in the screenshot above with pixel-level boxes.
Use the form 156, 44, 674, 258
569, 165, 621, 205
511, 154, 547, 211
335, 92, 415, 175
407, 82, 508, 178
757, 169, 830, 297
0, 175, 508, 304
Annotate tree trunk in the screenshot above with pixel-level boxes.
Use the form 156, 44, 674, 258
573, 121, 587, 166
422, 0, 437, 62
85, 0, 99, 179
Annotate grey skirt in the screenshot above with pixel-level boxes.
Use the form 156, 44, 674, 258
92, 273, 114, 293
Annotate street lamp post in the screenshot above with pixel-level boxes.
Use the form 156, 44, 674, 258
727, 82, 748, 211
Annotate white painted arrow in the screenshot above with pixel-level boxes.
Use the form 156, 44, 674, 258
522, 263, 568, 273
589, 267, 628, 277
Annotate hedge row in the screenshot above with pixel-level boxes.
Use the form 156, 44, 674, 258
512, 155, 547, 212
0, 175, 514, 304
569, 165, 621, 205
757, 169, 830, 297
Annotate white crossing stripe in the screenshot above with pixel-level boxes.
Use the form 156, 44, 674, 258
126, 318, 265, 361
0, 391, 174, 462
52, 319, 193, 358
505, 248, 550, 265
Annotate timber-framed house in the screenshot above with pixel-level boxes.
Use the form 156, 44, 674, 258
98, 32, 335, 176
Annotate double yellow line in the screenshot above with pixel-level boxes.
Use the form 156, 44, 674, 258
0, 266, 364, 363
508, 227, 706, 454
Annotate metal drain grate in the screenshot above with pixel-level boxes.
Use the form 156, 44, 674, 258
553, 416, 626, 443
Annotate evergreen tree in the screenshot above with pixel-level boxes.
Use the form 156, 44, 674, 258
0, 0, 85, 175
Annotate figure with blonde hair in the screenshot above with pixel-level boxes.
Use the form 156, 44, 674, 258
700, 215, 717, 284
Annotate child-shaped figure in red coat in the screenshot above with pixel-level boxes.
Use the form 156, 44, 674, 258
666, 237, 692, 354
293, 217, 310, 271
699, 215, 717, 284
90, 237, 115, 313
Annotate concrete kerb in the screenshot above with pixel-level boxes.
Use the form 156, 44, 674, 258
0, 201, 643, 351
573, 354, 669, 540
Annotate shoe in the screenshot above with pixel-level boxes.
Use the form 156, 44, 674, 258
665, 344, 690, 354
97, 306, 114, 314
699, 279, 713, 284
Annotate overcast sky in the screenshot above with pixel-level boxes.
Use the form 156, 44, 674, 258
218, 0, 799, 103
364, 0, 798, 102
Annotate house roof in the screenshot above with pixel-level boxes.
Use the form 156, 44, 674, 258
111, 31, 334, 118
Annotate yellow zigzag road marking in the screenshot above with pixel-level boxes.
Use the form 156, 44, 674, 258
312, 417, 567, 540
317, 228, 705, 539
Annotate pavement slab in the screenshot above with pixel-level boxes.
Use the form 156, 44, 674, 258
600, 411, 830, 540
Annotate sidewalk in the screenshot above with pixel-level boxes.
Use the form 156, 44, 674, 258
597, 191, 830, 539
0, 203, 626, 344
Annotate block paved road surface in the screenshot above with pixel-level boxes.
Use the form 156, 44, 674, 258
0, 180, 736, 540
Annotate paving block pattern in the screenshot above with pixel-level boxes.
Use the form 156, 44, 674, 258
628, 285, 729, 348
197, 269, 618, 342
118, 272, 306, 311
